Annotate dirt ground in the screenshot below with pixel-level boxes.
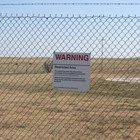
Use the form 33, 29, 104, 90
0, 73, 139, 140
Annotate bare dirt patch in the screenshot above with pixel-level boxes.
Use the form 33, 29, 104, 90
106, 77, 140, 83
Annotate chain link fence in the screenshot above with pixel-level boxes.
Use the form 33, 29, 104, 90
0, 15, 140, 140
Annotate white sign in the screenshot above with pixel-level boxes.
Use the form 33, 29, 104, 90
53, 52, 90, 92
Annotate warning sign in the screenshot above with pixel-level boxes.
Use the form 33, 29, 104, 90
53, 52, 90, 92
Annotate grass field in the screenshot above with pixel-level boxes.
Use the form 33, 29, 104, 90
0, 58, 140, 139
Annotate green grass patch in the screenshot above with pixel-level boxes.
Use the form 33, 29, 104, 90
89, 78, 140, 99
129, 106, 140, 111
0, 75, 140, 99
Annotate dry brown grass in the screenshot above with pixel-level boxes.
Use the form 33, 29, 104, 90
0, 57, 140, 76
0, 73, 139, 140
0, 58, 140, 139
0, 57, 52, 74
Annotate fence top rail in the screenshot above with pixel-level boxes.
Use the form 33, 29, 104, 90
0, 14, 140, 18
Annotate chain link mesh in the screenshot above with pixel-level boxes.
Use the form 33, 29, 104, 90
0, 15, 140, 140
